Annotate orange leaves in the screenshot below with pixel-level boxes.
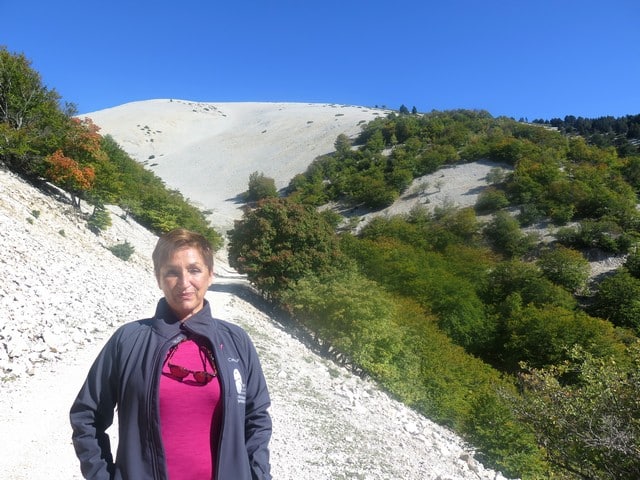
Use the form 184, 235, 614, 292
44, 149, 95, 192
42, 117, 105, 201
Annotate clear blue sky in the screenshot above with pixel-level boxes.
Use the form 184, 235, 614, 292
2, 0, 639, 120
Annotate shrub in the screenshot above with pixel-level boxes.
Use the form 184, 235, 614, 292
475, 187, 509, 213
87, 204, 111, 233
483, 211, 537, 258
485, 166, 508, 185
517, 203, 545, 226
108, 241, 135, 261
625, 251, 640, 279
557, 219, 629, 253
245, 171, 278, 201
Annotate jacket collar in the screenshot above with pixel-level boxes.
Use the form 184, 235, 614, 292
151, 298, 218, 339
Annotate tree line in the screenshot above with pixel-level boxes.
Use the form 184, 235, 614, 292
532, 114, 640, 156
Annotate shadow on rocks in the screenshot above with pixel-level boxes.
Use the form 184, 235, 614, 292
208, 281, 366, 378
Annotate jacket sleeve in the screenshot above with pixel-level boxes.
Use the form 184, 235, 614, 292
243, 336, 272, 480
69, 333, 120, 479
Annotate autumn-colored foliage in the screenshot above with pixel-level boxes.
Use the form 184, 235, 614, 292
44, 149, 95, 205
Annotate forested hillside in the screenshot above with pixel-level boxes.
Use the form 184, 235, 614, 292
228, 112, 640, 478
2, 45, 640, 479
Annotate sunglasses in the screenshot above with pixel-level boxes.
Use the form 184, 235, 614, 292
164, 340, 218, 385
167, 363, 215, 384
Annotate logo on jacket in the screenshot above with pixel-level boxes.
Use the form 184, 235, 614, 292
233, 368, 246, 404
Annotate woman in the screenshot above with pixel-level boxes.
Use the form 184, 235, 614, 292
70, 229, 272, 479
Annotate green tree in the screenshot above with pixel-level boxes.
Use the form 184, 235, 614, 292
475, 187, 509, 213
227, 197, 346, 298
483, 211, 537, 257
512, 346, 640, 479
283, 269, 403, 378
624, 250, 640, 279
0, 47, 69, 173
465, 388, 546, 478
482, 260, 576, 313
486, 167, 508, 185
503, 304, 623, 370
245, 171, 278, 201
87, 203, 112, 233
334, 133, 351, 156
536, 245, 590, 293
589, 270, 640, 333
364, 129, 385, 153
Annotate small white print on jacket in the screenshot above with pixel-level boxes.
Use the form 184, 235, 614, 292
234, 368, 246, 404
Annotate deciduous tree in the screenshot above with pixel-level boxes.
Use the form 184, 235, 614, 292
227, 198, 346, 298
43, 149, 95, 207
245, 171, 277, 201
512, 346, 640, 479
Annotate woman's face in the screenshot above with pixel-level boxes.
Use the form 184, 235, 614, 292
157, 246, 213, 321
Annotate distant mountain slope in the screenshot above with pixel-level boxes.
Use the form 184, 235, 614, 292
85, 100, 388, 231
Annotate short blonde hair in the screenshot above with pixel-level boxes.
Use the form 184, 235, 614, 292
152, 229, 214, 280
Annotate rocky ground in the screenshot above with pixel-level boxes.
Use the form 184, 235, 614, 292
0, 167, 511, 479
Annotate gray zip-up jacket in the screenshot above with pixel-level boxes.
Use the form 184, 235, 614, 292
70, 298, 272, 479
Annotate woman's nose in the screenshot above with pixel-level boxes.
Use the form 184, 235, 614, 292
178, 272, 190, 286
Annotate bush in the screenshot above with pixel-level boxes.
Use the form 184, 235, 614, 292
557, 219, 629, 253
475, 187, 509, 213
483, 211, 537, 257
245, 171, 278, 201
517, 203, 545, 226
108, 241, 135, 261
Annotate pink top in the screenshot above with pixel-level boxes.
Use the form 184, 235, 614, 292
159, 339, 223, 479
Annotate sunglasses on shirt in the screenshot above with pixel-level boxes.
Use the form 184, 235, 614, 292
164, 341, 218, 385
167, 363, 215, 384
